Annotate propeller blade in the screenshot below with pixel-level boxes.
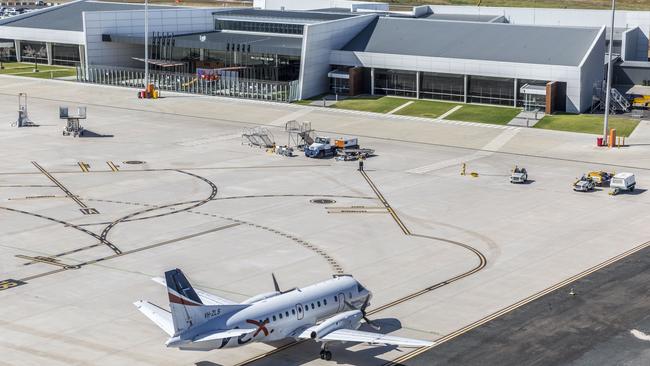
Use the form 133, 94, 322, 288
272, 273, 280, 292
361, 294, 370, 311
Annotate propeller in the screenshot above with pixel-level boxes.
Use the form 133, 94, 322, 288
345, 294, 379, 330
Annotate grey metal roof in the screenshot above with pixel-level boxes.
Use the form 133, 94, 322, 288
212, 8, 357, 24
109, 31, 303, 57
0, 0, 175, 32
419, 13, 503, 22
343, 18, 602, 66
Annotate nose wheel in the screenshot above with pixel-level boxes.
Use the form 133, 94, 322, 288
319, 343, 332, 361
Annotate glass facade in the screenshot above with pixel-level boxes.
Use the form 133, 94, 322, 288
52, 44, 80, 66
330, 77, 349, 95
20, 41, 47, 63
467, 75, 515, 106
215, 19, 304, 35
167, 47, 300, 82
374, 69, 417, 98
420, 72, 464, 102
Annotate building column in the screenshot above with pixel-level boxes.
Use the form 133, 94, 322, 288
370, 67, 375, 96
463, 74, 468, 103
199, 48, 205, 62
78, 44, 86, 78
14, 40, 21, 62
513, 78, 518, 107
416, 71, 420, 99
46, 42, 53, 65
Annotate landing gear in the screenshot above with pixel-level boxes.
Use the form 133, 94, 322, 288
319, 344, 332, 361
319, 350, 332, 361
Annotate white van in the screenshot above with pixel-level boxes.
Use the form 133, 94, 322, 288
610, 173, 636, 192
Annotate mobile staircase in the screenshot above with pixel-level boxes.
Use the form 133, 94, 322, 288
242, 127, 275, 148
285, 120, 314, 150
592, 81, 631, 113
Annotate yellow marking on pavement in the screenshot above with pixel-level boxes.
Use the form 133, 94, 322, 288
106, 161, 119, 172
78, 162, 90, 172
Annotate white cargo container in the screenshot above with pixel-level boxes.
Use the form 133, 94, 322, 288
610, 173, 636, 191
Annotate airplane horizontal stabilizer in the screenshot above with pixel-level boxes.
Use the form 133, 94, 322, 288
134, 300, 174, 336
152, 277, 237, 305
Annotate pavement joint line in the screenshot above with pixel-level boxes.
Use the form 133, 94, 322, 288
382, 238, 650, 366
386, 101, 414, 115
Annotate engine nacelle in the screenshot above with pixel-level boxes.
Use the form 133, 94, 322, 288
242, 291, 281, 304
310, 310, 363, 340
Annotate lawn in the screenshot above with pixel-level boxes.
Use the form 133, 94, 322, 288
0, 62, 76, 79
446, 104, 520, 125
534, 113, 639, 137
332, 96, 409, 114
394, 99, 460, 119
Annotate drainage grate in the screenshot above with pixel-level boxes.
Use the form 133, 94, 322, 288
310, 198, 336, 204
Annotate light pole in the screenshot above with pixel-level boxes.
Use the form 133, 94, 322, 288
144, 0, 149, 90
603, 0, 616, 144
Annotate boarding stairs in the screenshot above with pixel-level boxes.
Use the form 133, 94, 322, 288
242, 127, 275, 148
592, 81, 631, 113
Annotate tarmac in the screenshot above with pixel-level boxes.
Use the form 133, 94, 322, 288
1, 76, 650, 366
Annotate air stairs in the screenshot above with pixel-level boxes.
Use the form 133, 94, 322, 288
242, 127, 275, 148
592, 81, 631, 113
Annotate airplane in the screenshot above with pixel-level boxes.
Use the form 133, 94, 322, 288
134, 268, 434, 361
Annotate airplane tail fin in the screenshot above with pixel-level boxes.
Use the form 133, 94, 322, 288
165, 269, 248, 336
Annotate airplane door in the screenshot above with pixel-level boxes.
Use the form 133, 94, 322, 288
337, 293, 345, 312
296, 304, 304, 320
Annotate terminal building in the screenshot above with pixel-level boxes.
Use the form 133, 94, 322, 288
1, 0, 649, 112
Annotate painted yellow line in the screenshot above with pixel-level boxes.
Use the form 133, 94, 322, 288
78, 162, 89, 173
106, 161, 119, 172
383, 239, 650, 366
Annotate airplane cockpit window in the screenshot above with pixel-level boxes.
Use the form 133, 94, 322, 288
357, 283, 367, 293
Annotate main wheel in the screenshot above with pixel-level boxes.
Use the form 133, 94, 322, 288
319, 351, 325, 360
324, 351, 332, 361
630, 184, 635, 192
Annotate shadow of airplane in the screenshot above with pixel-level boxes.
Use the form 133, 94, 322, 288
80, 129, 114, 138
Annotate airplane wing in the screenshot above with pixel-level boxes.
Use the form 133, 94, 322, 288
134, 300, 174, 336
299, 327, 434, 348
151, 277, 237, 305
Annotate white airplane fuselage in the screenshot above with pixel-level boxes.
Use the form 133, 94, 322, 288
170, 276, 371, 350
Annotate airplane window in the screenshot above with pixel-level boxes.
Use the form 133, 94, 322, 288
279, 313, 283, 319
311, 303, 315, 309
286, 311, 290, 317
317, 301, 321, 307
334, 296, 337, 302
323, 299, 327, 306
273, 315, 276, 321
265, 318, 269, 323
292, 309, 296, 315
298, 307, 302, 313
305, 306, 308, 312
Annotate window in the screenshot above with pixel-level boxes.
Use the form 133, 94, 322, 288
279, 313, 283, 319
334, 296, 338, 302
265, 318, 269, 323
286, 311, 290, 317
311, 303, 315, 310
317, 301, 321, 307
323, 299, 327, 306
292, 309, 296, 315
305, 306, 308, 312
272, 315, 276, 321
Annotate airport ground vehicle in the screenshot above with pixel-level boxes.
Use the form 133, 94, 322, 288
610, 173, 636, 192
573, 175, 596, 192
588, 171, 613, 186
305, 137, 358, 158
510, 166, 528, 183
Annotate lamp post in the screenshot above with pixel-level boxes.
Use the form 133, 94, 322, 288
144, 0, 149, 89
603, 0, 616, 145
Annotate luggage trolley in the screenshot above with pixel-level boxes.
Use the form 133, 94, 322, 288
60, 106, 87, 137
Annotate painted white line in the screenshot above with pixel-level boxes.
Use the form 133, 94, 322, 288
406, 128, 520, 174
631, 329, 650, 341
437, 105, 463, 120
386, 101, 414, 115
267, 108, 312, 127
